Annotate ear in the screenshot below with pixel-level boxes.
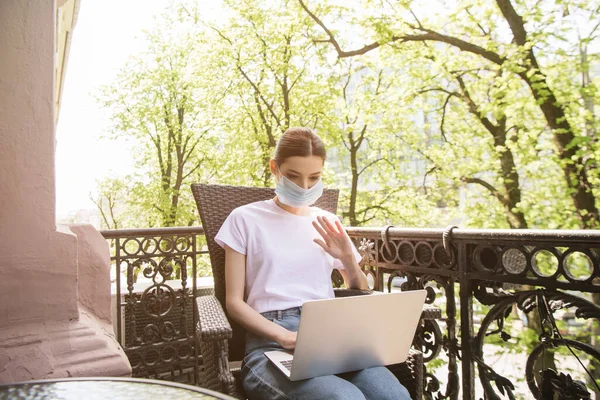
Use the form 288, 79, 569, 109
269, 159, 279, 176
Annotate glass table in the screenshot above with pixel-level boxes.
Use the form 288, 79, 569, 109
0, 377, 236, 400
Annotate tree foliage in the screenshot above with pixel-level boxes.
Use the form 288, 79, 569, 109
299, 0, 600, 228
93, 0, 599, 233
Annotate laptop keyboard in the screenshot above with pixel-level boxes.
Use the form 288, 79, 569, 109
280, 359, 293, 372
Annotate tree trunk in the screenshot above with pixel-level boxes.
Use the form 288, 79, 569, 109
455, 74, 527, 229
493, 121, 527, 229
496, 0, 599, 228
347, 131, 359, 227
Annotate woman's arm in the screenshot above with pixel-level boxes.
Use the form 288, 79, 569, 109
338, 259, 369, 290
224, 245, 297, 349
313, 216, 368, 290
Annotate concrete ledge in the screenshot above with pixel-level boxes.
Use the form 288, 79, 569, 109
0, 306, 131, 383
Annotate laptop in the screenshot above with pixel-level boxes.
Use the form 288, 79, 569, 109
264, 290, 427, 381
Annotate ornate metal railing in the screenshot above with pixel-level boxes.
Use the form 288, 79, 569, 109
346, 226, 600, 400
102, 225, 600, 398
101, 227, 212, 384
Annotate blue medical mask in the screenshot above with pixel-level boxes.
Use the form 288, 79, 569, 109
275, 167, 324, 207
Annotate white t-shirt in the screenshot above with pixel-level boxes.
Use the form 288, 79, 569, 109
214, 199, 362, 313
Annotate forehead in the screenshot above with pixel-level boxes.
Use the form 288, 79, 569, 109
279, 156, 323, 174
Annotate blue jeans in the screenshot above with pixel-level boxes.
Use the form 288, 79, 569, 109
241, 307, 412, 400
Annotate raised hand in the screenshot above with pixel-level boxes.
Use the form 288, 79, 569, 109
312, 216, 355, 262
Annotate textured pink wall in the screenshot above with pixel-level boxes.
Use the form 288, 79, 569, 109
0, 0, 79, 327
0, 1, 131, 382
69, 225, 112, 323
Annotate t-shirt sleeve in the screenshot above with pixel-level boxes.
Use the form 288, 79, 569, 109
214, 208, 247, 255
330, 215, 363, 271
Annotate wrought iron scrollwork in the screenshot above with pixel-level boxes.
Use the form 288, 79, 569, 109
417, 319, 443, 362
105, 228, 202, 384
107, 224, 600, 394
527, 339, 598, 399
472, 287, 600, 399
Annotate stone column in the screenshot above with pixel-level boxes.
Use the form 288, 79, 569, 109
0, 0, 130, 382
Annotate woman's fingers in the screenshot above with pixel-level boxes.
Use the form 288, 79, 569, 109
319, 216, 338, 235
334, 219, 345, 234
315, 216, 332, 234
314, 217, 345, 252
313, 238, 327, 250
312, 220, 328, 239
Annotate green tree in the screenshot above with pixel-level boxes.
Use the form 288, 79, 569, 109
328, 59, 442, 226
91, 177, 127, 230
300, 0, 600, 229
98, 10, 220, 227
182, 0, 341, 187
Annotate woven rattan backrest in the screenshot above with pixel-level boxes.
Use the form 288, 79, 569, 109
191, 183, 339, 360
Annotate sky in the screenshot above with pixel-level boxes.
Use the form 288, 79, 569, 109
55, 0, 167, 219
55, 0, 223, 220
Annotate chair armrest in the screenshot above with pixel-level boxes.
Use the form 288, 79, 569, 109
422, 303, 442, 320
195, 295, 237, 395
334, 288, 373, 297
195, 295, 232, 342
387, 349, 423, 400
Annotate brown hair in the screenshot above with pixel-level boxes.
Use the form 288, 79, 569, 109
273, 127, 326, 165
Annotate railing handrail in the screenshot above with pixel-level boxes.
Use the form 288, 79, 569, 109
346, 226, 600, 243
101, 225, 600, 242
100, 226, 204, 238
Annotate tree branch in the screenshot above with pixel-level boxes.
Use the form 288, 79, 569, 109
355, 124, 367, 149
298, 0, 381, 57
404, 27, 505, 65
415, 87, 460, 98
495, 0, 527, 45
238, 65, 283, 128
358, 157, 393, 176
182, 159, 204, 181
108, 194, 118, 230
455, 74, 498, 135
462, 176, 505, 204
357, 205, 391, 224
91, 195, 115, 230
208, 25, 234, 46
423, 166, 438, 193
439, 93, 453, 143
300, 0, 505, 65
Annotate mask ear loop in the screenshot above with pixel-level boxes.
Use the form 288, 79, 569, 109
274, 164, 283, 181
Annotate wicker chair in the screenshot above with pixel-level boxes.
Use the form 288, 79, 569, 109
191, 183, 425, 399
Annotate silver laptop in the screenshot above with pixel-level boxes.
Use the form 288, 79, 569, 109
264, 290, 427, 381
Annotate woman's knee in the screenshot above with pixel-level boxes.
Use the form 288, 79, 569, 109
242, 364, 293, 400
345, 366, 412, 400
242, 355, 367, 400
289, 375, 366, 400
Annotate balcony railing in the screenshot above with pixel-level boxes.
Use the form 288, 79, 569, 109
101, 227, 212, 384
346, 226, 600, 399
102, 226, 600, 399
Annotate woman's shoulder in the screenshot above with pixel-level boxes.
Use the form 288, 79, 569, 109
312, 206, 340, 221
230, 200, 273, 217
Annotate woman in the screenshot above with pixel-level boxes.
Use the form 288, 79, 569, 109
215, 127, 411, 399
